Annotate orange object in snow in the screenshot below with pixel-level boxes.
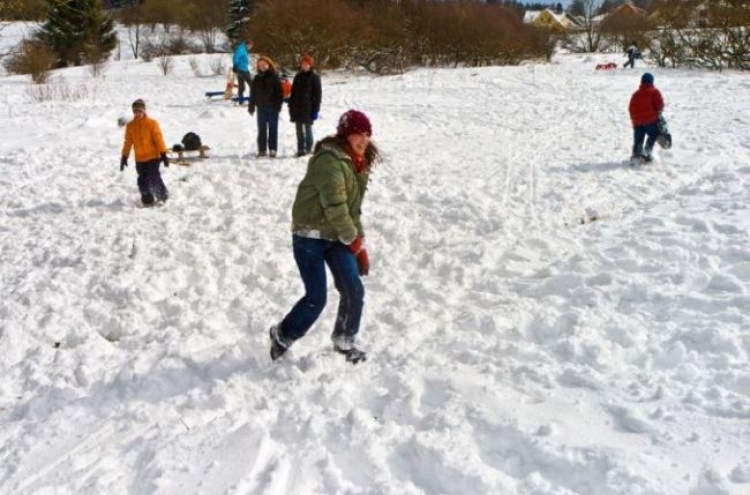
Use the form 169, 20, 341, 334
224, 69, 237, 99
281, 78, 292, 99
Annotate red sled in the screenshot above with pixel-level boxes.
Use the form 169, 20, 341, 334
596, 62, 618, 70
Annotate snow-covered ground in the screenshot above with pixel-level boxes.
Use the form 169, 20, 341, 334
1, 23, 750, 495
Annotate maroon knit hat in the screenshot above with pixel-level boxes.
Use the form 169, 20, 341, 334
336, 110, 372, 137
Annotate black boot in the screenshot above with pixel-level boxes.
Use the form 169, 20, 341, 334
269, 324, 288, 360
332, 336, 367, 364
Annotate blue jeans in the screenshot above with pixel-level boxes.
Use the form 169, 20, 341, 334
279, 235, 364, 346
256, 106, 279, 153
295, 121, 314, 154
632, 122, 660, 158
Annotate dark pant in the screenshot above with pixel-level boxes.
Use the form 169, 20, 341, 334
624, 57, 635, 69
236, 70, 252, 99
135, 161, 168, 205
295, 121, 314, 154
632, 122, 660, 158
279, 235, 364, 346
256, 106, 279, 153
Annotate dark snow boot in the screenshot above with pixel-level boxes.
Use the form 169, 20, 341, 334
332, 336, 367, 364
269, 324, 288, 361
335, 346, 367, 364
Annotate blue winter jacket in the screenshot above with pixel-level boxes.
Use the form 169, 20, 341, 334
233, 42, 250, 73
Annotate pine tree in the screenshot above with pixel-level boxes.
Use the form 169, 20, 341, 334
40, 0, 117, 68
226, 0, 254, 42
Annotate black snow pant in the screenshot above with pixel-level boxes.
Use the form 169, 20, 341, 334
136, 161, 168, 205
236, 70, 252, 101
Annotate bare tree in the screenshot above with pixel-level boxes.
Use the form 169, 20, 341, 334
599, 3, 652, 52
565, 0, 605, 53
649, 0, 750, 71
141, 0, 182, 33
247, 0, 365, 71
116, 0, 146, 59
181, 0, 228, 53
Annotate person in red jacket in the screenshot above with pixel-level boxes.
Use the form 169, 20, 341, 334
628, 73, 664, 163
121, 99, 170, 205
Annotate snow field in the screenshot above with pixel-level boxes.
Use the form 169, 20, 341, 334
1, 28, 750, 494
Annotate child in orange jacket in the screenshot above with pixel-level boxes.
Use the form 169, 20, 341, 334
121, 99, 170, 205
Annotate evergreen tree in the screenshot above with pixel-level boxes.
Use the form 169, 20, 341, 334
39, 0, 117, 68
226, 0, 254, 42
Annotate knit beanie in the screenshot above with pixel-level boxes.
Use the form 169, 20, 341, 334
132, 99, 146, 111
337, 110, 372, 137
641, 73, 654, 85
300, 55, 314, 67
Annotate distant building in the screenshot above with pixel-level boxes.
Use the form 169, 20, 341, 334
523, 9, 582, 32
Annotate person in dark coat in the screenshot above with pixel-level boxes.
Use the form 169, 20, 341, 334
288, 55, 322, 157
624, 41, 639, 69
628, 72, 664, 163
248, 55, 283, 157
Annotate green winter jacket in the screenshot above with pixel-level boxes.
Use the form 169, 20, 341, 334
291, 141, 369, 243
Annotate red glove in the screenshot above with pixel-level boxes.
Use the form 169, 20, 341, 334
356, 248, 369, 276
349, 236, 364, 254
348, 236, 368, 276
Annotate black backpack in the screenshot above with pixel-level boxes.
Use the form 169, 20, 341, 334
181, 132, 202, 151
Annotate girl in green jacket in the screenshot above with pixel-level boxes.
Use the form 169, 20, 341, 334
270, 110, 381, 363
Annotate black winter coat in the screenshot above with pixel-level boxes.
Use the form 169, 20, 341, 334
288, 70, 322, 123
250, 69, 283, 112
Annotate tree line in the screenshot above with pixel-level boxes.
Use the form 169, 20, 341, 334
4, 0, 553, 79
566, 0, 750, 71
3, 0, 749, 82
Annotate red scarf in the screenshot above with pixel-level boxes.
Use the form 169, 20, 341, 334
346, 148, 367, 173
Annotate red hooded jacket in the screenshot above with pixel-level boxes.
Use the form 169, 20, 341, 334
629, 84, 664, 126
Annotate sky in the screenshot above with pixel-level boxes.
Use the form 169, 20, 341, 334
1, 22, 749, 495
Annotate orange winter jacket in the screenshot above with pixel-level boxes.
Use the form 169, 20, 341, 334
121, 115, 168, 163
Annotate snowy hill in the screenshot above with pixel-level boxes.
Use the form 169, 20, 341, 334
1, 27, 749, 495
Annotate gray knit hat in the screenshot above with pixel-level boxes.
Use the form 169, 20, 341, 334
132, 99, 146, 111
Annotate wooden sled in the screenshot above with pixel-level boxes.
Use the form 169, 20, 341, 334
168, 145, 210, 166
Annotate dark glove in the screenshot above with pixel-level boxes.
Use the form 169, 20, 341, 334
120, 156, 128, 172
311, 111, 319, 121
160, 152, 169, 167
248, 104, 255, 116
232, 65, 238, 73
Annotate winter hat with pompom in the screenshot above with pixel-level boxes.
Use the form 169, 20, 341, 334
336, 110, 372, 137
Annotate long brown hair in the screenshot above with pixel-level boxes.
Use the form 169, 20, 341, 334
313, 135, 382, 171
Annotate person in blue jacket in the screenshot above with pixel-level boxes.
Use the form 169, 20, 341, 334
232, 37, 253, 103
